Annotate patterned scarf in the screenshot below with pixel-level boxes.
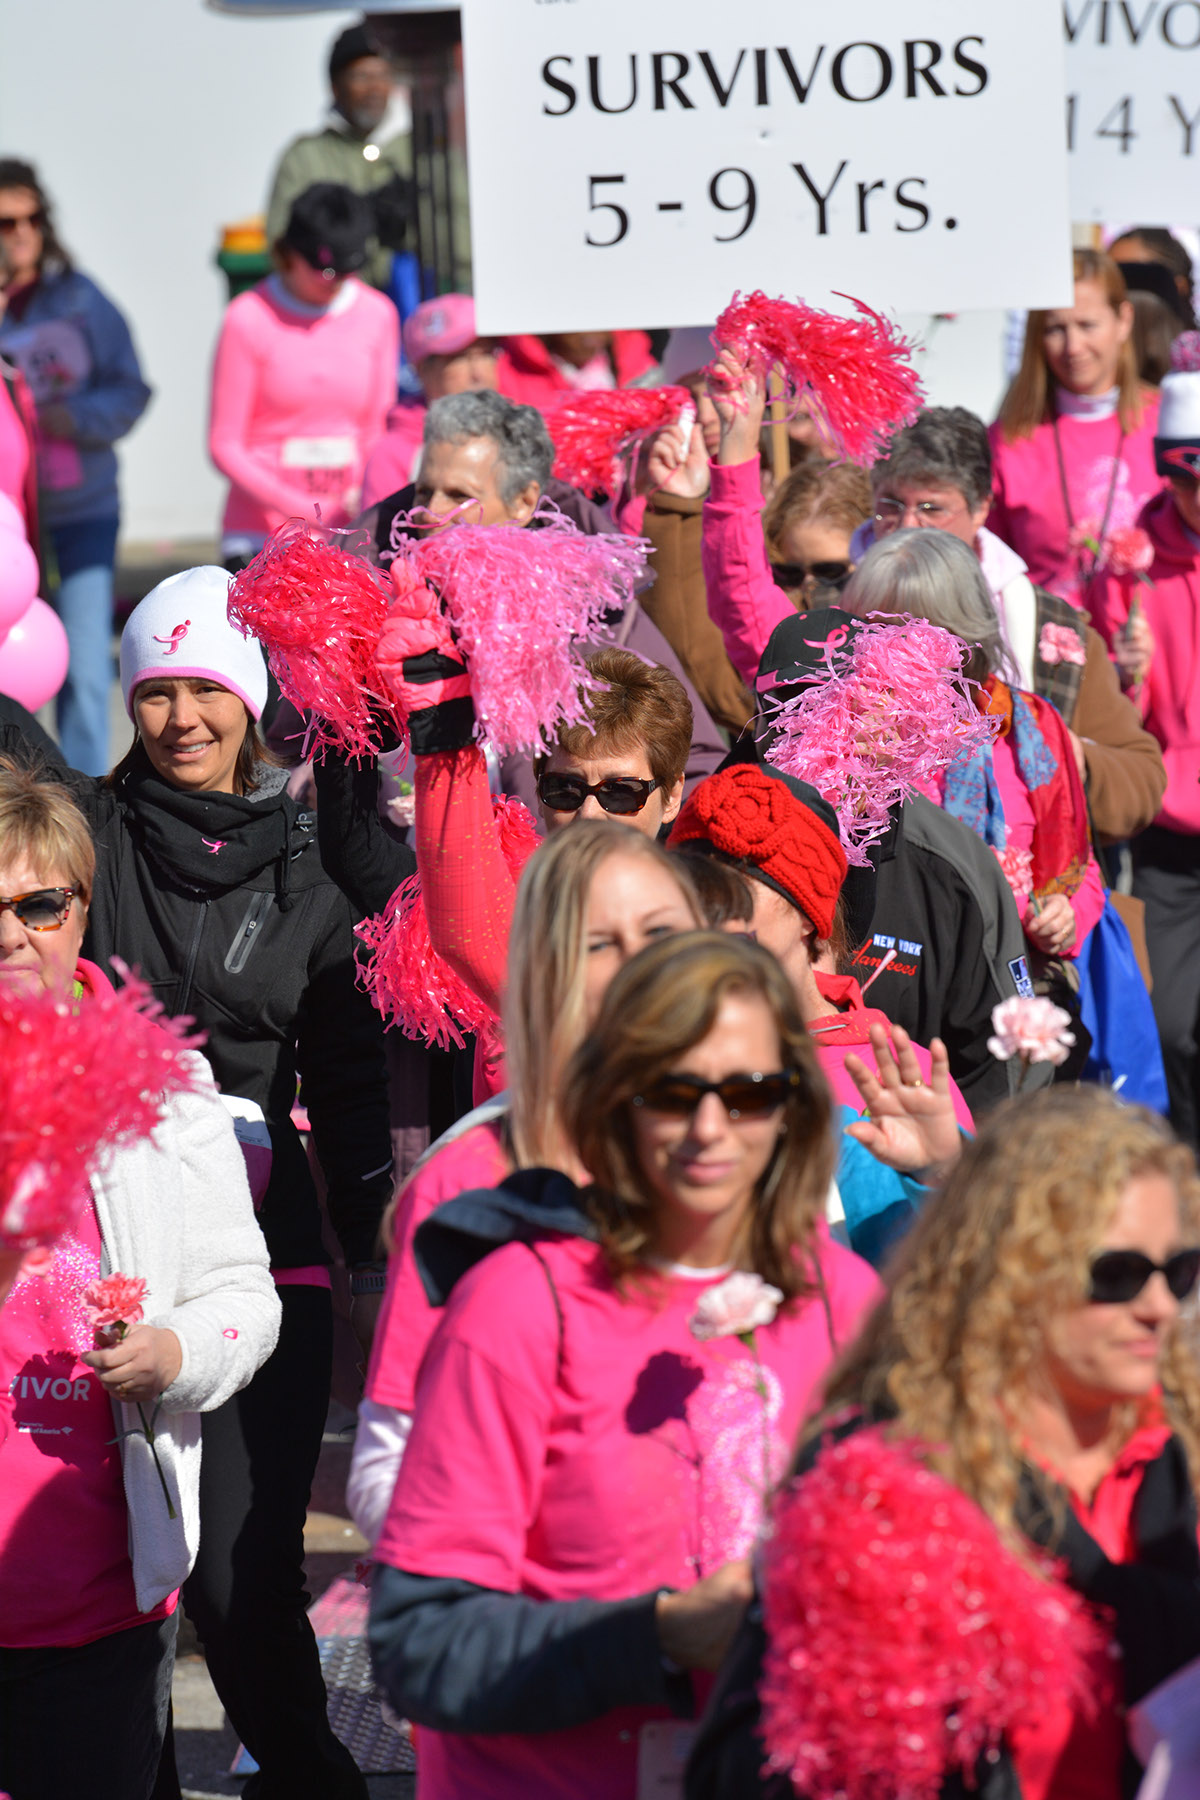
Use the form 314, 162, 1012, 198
942, 679, 1090, 900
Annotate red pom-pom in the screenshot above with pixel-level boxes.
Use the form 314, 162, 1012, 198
0, 966, 205, 1252
355, 795, 541, 1047
545, 386, 694, 496
392, 508, 648, 755
227, 522, 403, 758
709, 290, 924, 464
760, 1428, 1101, 1800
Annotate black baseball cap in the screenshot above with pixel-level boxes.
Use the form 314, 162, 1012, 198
329, 23, 382, 81
281, 183, 372, 275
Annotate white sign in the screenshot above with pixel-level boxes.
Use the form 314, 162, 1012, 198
460, 0, 1073, 333
1067, 0, 1200, 219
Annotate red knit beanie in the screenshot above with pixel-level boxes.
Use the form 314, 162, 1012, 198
668, 762, 847, 939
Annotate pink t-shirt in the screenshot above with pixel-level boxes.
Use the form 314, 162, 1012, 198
365, 1118, 509, 1414
376, 1230, 882, 1800
209, 275, 399, 538
0, 1199, 173, 1647
987, 400, 1160, 606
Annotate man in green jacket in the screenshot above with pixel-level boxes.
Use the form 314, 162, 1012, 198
266, 23, 412, 291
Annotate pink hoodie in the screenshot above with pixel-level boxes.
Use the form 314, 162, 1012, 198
1086, 488, 1200, 836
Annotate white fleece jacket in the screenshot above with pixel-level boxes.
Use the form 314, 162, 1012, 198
91, 1052, 280, 1610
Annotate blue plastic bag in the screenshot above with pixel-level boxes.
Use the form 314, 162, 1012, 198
1076, 897, 1168, 1112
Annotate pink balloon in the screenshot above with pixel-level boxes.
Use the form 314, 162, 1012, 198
0, 598, 69, 712
0, 529, 38, 639
0, 492, 26, 539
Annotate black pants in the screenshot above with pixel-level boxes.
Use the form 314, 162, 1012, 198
1133, 825, 1200, 1145
177, 1285, 367, 1800
0, 1612, 177, 1800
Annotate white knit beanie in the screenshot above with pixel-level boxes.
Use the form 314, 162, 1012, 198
119, 566, 268, 720
1155, 331, 1200, 476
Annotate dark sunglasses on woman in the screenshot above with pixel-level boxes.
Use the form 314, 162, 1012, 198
633, 1070, 799, 1121
770, 559, 851, 591
536, 773, 659, 816
0, 210, 45, 233
0, 887, 77, 931
1088, 1247, 1200, 1305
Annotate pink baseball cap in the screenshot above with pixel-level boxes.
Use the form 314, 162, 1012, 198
403, 294, 484, 364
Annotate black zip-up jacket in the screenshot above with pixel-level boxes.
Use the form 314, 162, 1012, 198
1, 723, 393, 1270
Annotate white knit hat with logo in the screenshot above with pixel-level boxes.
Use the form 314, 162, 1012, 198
119, 566, 269, 721
1155, 331, 1200, 477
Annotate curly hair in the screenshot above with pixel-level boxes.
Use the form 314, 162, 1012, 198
422, 389, 553, 504
561, 930, 834, 1302
812, 1087, 1200, 1542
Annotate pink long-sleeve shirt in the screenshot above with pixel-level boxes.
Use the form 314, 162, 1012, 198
209, 275, 398, 540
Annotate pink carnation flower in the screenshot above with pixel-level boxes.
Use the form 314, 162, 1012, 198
83, 1273, 147, 1334
690, 1271, 784, 1341
1037, 622, 1086, 667
987, 997, 1076, 1067
1105, 527, 1154, 578
995, 845, 1034, 902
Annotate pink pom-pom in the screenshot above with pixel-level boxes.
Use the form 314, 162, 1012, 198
0, 966, 205, 1253
709, 290, 923, 463
768, 618, 996, 865
391, 508, 648, 755
760, 1428, 1101, 1800
356, 795, 541, 1047
545, 386, 694, 496
1104, 525, 1155, 577
1169, 329, 1200, 373
227, 522, 403, 758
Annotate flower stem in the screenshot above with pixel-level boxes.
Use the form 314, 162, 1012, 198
136, 1402, 177, 1520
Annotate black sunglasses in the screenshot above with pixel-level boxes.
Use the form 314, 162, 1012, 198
0, 210, 45, 233
536, 773, 659, 816
1088, 1247, 1200, 1305
770, 559, 851, 590
0, 887, 77, 931
633, 1070, 800, 1120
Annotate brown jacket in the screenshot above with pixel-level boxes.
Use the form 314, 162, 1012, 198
638, 491, 754, 735
1066, 619, 1165, 843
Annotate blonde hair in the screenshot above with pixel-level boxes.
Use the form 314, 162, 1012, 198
505, 822, 702, 1169
561, 931, 834, 1302
812, 1087, 1200, 1542
762, 461, 872, 562
0, 756, 95, 902
999, 248, 1148, 441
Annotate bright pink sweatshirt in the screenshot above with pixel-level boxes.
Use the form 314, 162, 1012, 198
987, 397, 1160, 607
376, 1228, 881, 1800
701, 455, 792, 684
209, 275, 398, 538
1086, 488, 1200, 836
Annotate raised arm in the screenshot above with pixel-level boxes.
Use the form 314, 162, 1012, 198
701, 349, 793, 683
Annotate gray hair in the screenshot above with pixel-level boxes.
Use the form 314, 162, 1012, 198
871, 406, 993, 513
423, 389, 554, 506
843, 529, 1012, 682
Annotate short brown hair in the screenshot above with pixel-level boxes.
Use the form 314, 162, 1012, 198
0, 757, 95, 902
763, 461, 872, 565
562, 930, 834, 1304
999, 247, 1148, 441
555, 646, 693, 790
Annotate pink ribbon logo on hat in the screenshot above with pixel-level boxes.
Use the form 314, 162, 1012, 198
153, 620, 191, 656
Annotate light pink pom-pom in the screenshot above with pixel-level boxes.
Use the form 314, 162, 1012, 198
391, 507, 648, 755
356, 795, 540, 1047
545, 386, 694, 496
708, 290, 923, 463
227, 522, 403, 759
0, 966, 204, 1253
760, 1428, 1100, 1800
768, 618, 996, 865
